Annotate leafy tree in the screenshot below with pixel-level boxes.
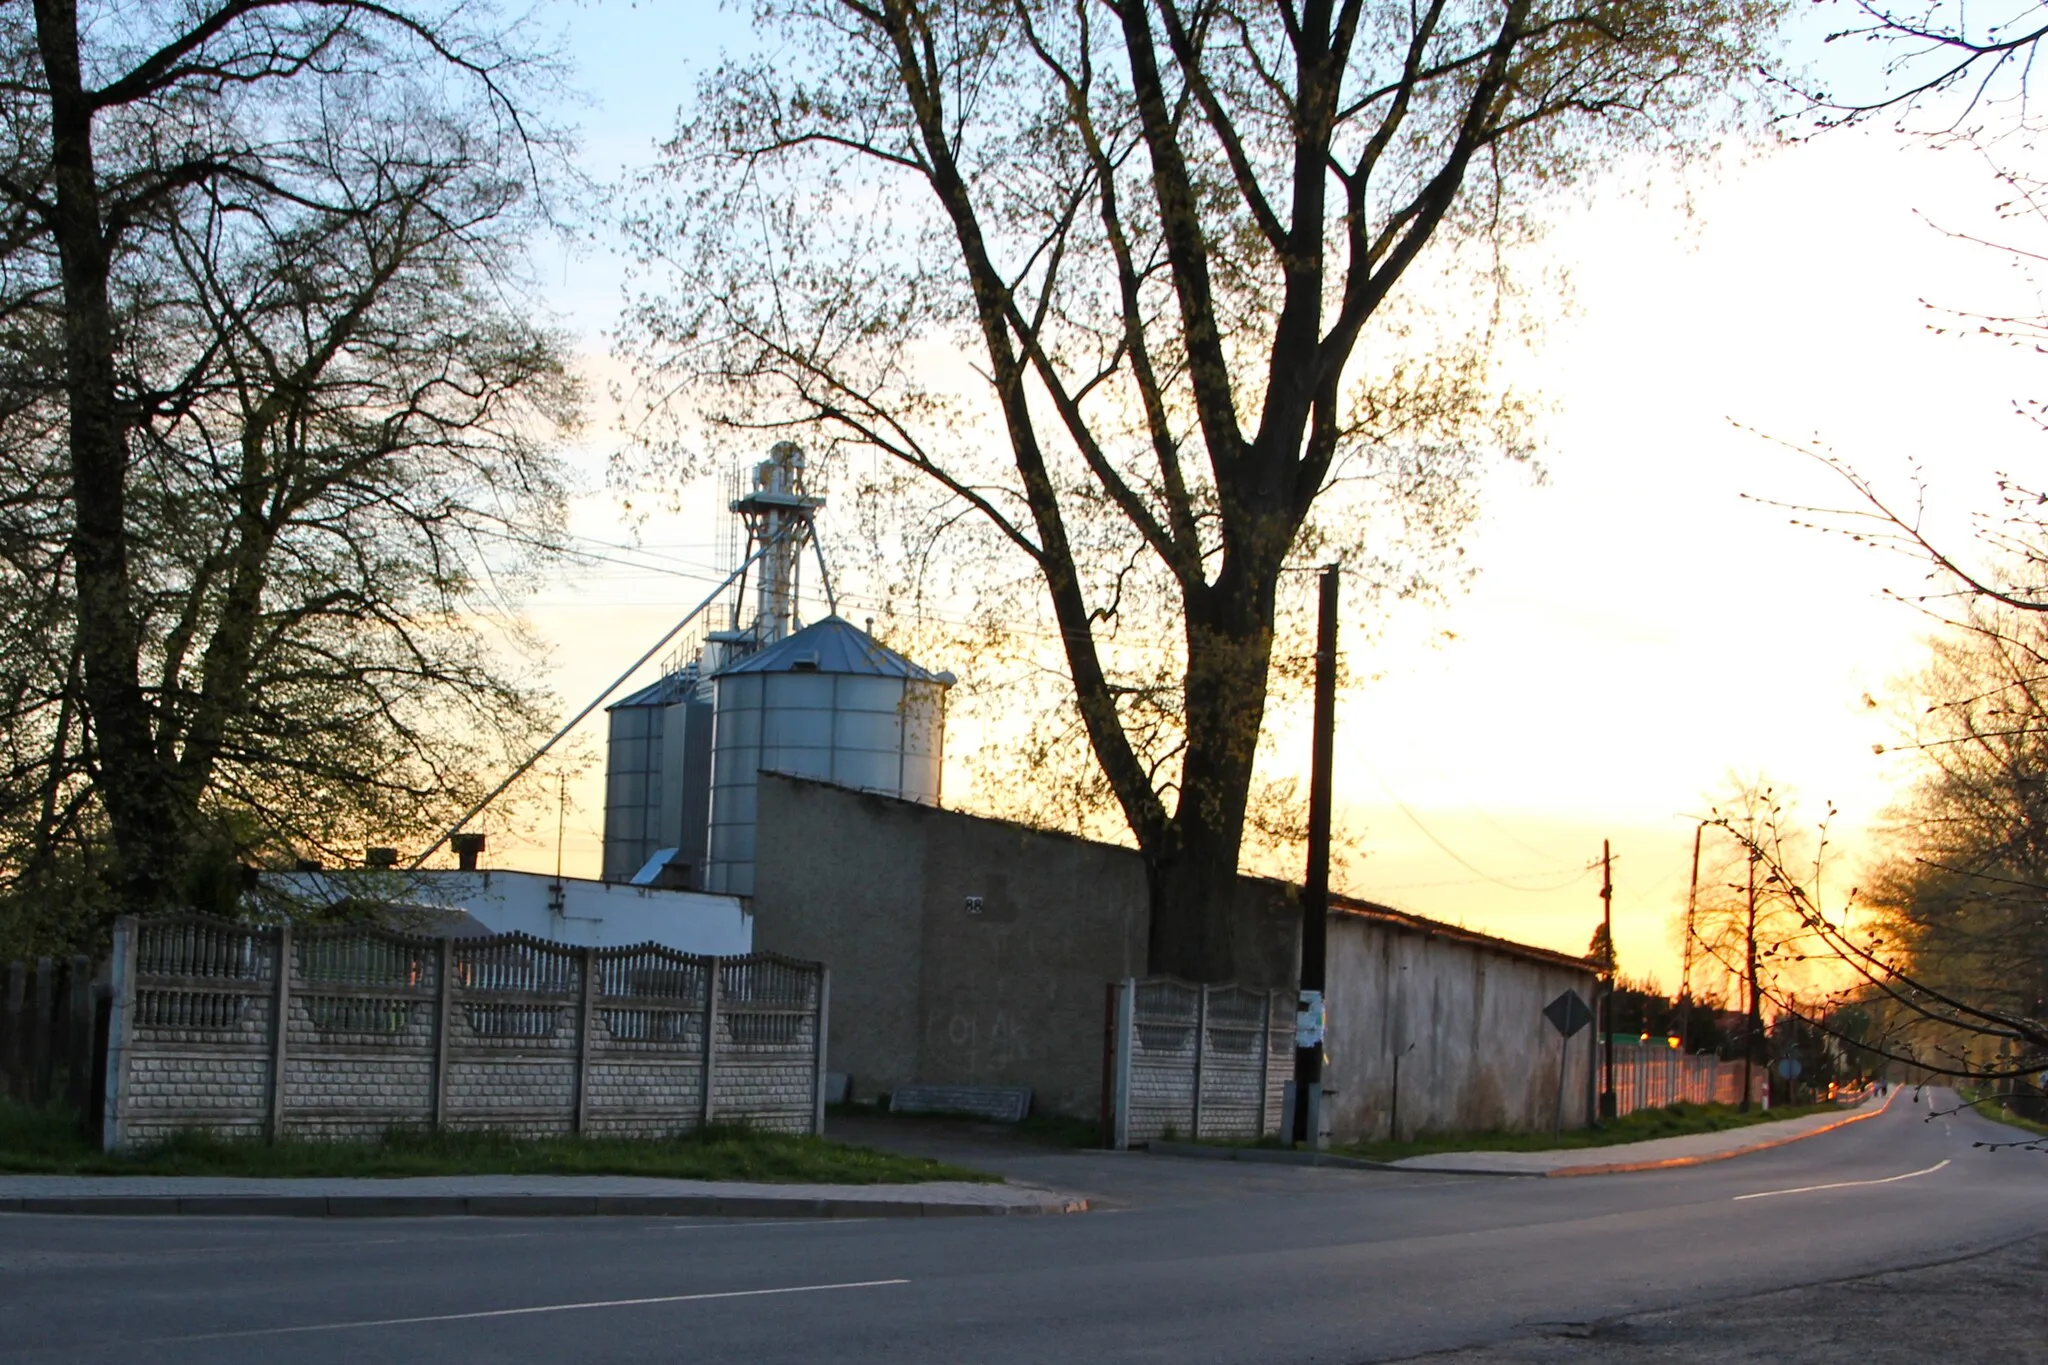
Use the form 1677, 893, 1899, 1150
623, 0, 1786, 979
0, 0, 577, 934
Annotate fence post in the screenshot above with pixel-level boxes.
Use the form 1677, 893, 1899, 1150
64, 955, 93, 1114
267, 924, 292, 1142
1111, 977, 1135, 1150
811, 967, 830, 1136
700, 958, 721, 1128
102, 918, 137, 1152
1189, 984, 1209, 1142
573, 946, 595, 1135
432, 937, 454, 1131
3, 960, 23, 1101
1257, 991, 1275, 1137
30, 957, 54, 1103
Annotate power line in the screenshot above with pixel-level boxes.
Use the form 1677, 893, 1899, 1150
1346, 745, 1599, 893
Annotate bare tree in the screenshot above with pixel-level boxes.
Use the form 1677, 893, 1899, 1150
1690, 764, 2048, 1148
622, 0, 1783, 979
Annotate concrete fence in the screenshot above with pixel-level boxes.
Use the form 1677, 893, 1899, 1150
1600, 1040, 1760, 1115
1106, 977, 1293, 1149
103, 915, 829, 1150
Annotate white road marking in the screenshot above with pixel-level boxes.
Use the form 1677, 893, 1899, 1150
169, 1278, 912, 1341
1733, 1159, 1951, 1202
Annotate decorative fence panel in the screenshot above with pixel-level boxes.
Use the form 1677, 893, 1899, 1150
1106, 977, 1292, 1149
103, 915, 828, 1151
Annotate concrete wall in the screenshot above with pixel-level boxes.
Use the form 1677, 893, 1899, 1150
751, 773, 1596, 1136
1323, 905, 1598, 1139
751, 775, 1164, 1117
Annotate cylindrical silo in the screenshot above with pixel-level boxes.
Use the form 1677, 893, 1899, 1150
600, 664, 713, 886
703, 616, 950, 896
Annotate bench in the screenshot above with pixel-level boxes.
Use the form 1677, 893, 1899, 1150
887, 1083, 1033, 1123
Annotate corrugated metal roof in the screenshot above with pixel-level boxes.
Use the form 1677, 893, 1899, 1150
608, 664, 700, 710
715, 616, 950, 683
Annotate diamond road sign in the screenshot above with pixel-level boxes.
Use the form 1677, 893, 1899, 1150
1543, 989, 1593, 1039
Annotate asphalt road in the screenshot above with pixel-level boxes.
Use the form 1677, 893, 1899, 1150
0, 1091, 2040, 1364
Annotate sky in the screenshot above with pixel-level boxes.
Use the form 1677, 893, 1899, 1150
474, 0, 2042, 993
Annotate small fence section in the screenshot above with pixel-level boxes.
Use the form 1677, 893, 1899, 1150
1, 955, 106, 1118
1105, 977, 1292, 1149
1600, 1039, 1757, 1115
105, 915, 828, 1150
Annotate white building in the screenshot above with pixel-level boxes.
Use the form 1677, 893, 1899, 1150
260, 867, 753, 956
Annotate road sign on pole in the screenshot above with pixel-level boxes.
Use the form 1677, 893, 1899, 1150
1544, 990, 1592, 1135
1544, 989, 1593, 1038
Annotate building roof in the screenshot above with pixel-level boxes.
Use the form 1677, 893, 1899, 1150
1325, 891, 1596, 975
714, 615, 951, 683
608, 664, 701, 711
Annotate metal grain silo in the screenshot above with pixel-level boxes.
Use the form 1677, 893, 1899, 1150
600, 663, 714, 887
703, 616, 951, 896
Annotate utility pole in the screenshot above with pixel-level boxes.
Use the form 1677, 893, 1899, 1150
1678, 823, 1703, 1054
1741, 846, 1760, 1113
1292, 566, 1339, 1149
1599, 839, 1616, 1120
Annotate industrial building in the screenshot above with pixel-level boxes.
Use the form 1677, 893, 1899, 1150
600, 441, 953, 895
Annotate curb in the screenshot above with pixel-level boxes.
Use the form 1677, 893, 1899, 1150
1539, 1091, 1898, 1178
1144, 1093, 1897, 1180
0, 1191, 1089, 1219
1143, 1140, 1527, 1176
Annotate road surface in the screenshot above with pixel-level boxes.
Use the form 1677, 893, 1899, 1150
0, 1090, 2040, 1364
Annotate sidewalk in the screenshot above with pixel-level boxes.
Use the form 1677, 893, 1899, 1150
0, 1172, 1089, 1218
1392, 1090, 1895, 1176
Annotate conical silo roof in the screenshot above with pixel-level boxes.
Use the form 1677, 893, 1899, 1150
712, 616, 951, 684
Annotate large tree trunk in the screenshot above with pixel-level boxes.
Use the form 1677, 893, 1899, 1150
1144, 558, 1283, 981
35, 0, 184, 912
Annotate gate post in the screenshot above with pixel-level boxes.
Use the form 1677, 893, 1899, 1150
1111, 978, 1136, 1150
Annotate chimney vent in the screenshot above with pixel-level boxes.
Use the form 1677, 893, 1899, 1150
365, 847, 399, 869
450, 832, 487, 871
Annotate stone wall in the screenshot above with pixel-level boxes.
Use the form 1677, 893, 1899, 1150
103, 916, 826, 1150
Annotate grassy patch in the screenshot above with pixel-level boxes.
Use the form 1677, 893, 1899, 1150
1325, 1100, 1841, 1164
0, 1102, 998, 1183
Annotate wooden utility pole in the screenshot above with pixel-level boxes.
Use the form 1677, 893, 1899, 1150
1599, 839, 1616, 1119
1678, 823, 1703, 1053
1742, 847, 1760, 1113
1292, 566, 1339, 1149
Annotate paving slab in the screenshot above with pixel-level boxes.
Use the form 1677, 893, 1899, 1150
1392, 1090, 1896, 1176
0, 1172, 1088, 1218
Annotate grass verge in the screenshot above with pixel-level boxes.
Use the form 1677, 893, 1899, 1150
1956, 1087, 2048, 1146
0, 1101, 999, 1183
1322, 1100, 1844, 1165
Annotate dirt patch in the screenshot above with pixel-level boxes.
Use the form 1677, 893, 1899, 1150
1388, 1235, 2048, 1364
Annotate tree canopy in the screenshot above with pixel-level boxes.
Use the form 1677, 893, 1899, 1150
623, 0, 1786, 979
